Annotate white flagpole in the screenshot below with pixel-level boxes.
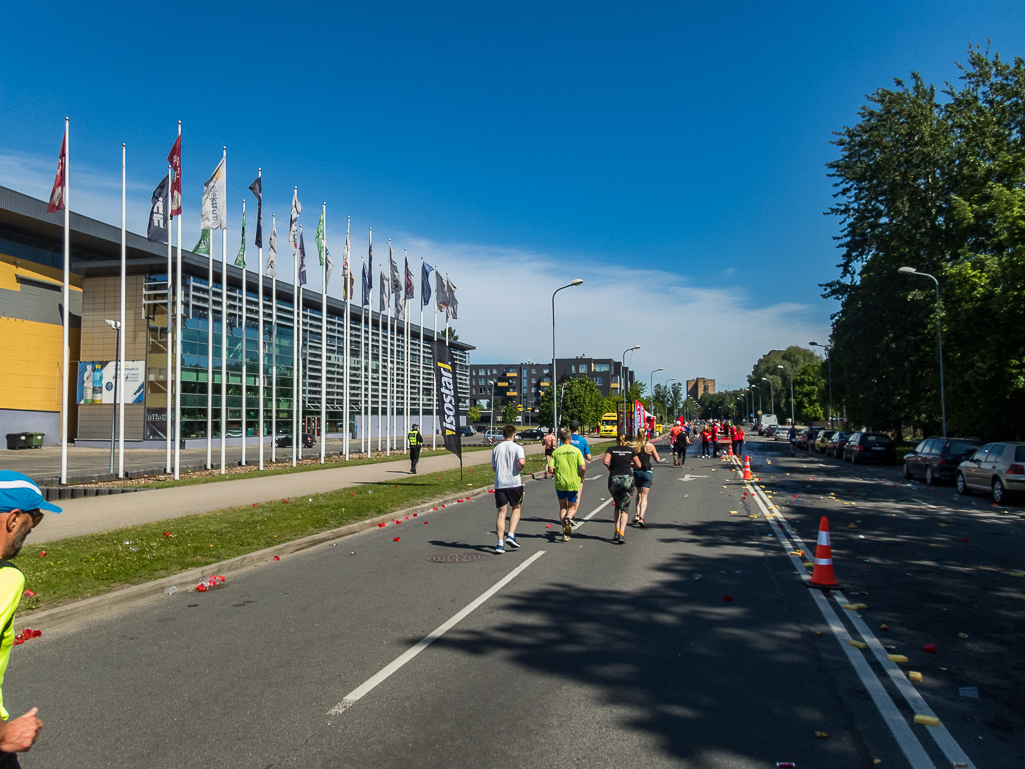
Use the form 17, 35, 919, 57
418, 257, 424, 444
118, 142, 126, 479
257, 171, 264, 471
386, 241, 392, 456
173, 121, 183, 480
298, 227, 305, 463
320, 202, 327, 465
165, 162, 173, 474
207, 231, 213, 470
240, 198, 247, 467
59, 117, 69, 485
432, 277, 438, 450
404, 249, 410, 454
359, 255, 366, 457
292, 210, 299, 468
365, 229, 371, 455
343, 216, 351, 461
219, 147, 228, 475
270, 213, 277, 465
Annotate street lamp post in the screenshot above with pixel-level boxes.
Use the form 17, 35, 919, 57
489, 380, 496, 434
105, 319, 122, 474
552, 279, 584, 434
649, 367, 663, 420
761, 376, 773, 415
621, 345, 641, 433
778, 364, 795, 426
809, 341, 833, 429
665, 377, 677, 422
898, 267, 947, 438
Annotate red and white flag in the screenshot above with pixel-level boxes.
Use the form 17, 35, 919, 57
167, 134, 182, 217
47, 129, 67, 213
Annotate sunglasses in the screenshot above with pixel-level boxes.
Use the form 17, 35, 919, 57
22, 510, 44, 529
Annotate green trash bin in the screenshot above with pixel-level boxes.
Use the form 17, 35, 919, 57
25, 432, 45, 448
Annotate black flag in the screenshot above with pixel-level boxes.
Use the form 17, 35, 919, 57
248, 175, 262, 248
147, 176, 169, 243
429, 340, 462, 459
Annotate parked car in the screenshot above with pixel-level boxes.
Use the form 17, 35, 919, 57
903, 437, 980, 485
275, 433, 315, 448
482, 428, 522, 445
796, 427, 816, 451
756, 414, 779, 435
814, 430, 837, 454
773, 425, 791, 441
517, 428, 545, 441
458, 425, 475, 437
826, 431, 849, 458
956, 442, 1025, 504
843, 432, 896, 464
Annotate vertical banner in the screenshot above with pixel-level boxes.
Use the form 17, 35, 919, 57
429, 340, 462, 460
634, 399, 645, 437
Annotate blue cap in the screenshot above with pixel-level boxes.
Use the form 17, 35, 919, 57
0, 471, 62, 514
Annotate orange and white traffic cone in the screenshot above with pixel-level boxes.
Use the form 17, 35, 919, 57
727, 443, 734, 459
807, 516, 840, 590
742, 455, 753, 480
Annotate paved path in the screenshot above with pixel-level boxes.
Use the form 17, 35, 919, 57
35, 443, 546, 543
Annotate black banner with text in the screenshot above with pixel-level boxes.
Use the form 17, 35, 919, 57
429, 340, 462, 460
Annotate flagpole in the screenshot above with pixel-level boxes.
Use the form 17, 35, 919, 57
418, 257, 424, 445
220, 147, 228, 475
365, 229, 371, 455
270, 213, 277, 465
256, 171, 264, 471
173, 121, 183, 480
240, 198, 248, 467
116, 142, 126, 478
58, 118, 70, 485
163, 161, 173, 475
298, 227, 305, 463
343, 216, 351, 462
403, 249, 410, 455
359, 254, 366, 458
207, 230, 213, 470
320, 202, 327, 464
292, 189, 299, 468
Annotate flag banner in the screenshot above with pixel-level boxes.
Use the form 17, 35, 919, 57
361, 261, 370, 306
316, 211, 326, 266
193, 228, 211, 256
325, 246, 334, 285
147, 176, 169, 243
429, 340, 462, 460
404, 258, 414, 301
298, 231, 307, 286
389, 252, 401, 297
267, 220, 277, 277
422, 262, 434, 307
445, 277, 458, 320
379, 268, 388, 311
167, 135, 182, 217
368, 238, 373, 290
342, 226, 351, 300
234, 208, 246, 267
200, 158, 227, 229
289, 189, 302, 253
249, 175, 262, 248
47, 130, 67, 213
436, 272, 448, 313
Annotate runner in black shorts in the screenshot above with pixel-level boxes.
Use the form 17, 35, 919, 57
673, 429, 689, 466
603, 433, 641, 544
491, 424, 526, 553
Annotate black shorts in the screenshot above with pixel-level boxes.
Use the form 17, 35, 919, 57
495, 486, 524, 509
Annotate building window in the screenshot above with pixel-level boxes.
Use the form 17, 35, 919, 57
594, 377, 603, 385
594, 363, 610, 372
570, 364, 577, 374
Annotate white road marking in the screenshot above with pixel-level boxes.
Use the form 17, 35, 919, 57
328, 551, 546, 715
585, 474, 602, 480
744, 479, 976, 769
677, 474, 709, 481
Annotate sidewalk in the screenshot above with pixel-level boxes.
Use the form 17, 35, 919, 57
36, 444, 546, 544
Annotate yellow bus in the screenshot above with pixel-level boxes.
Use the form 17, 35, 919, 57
599, 413, 618, 438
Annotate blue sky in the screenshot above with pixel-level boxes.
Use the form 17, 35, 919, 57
2, 1, 1023, 391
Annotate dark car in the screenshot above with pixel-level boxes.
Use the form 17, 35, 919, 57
826, 431, 849, 458
458, 425, 475, 437
903, 436, 980, 485
517, 428, 545, 441
843, 432, 896, 464
275, 433, 315, 448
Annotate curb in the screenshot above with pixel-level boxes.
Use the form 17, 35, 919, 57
16, 481, 505, 636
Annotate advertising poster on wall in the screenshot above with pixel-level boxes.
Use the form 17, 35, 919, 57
77, 361, 145, 405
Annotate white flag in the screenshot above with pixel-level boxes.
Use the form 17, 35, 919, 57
325, 247, 334, 285
289, 189, 302, 254
200, 157, 227, 230
267, 219, 277, 277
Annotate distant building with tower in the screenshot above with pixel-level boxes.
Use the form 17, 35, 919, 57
687, 378, 715, 400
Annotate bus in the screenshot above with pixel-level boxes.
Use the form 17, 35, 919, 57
599, 413, 618, 438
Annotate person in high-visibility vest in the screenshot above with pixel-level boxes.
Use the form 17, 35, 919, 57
408, 424, 424, 473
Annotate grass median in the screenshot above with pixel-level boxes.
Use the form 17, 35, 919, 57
17, 448, 567, 614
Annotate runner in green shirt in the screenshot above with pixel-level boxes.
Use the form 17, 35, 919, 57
549, 429, 586, 541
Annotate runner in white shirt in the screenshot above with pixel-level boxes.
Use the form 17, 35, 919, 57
491, 424, 526, 554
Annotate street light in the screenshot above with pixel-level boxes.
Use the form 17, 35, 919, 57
649, 367, 663, 419
809, 341, 833, 429
488, 380, 496, 434
898, 267, 947, 438
761, 376, 774, 415
777, 364, 795, 426
105, 319, 122, 474
665, 377, 677, 422
552, 279, 584, 434
621, 345, 641, 433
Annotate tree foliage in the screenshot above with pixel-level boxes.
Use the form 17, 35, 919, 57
501, 401, 519, 424
823, 47, 1025, 440
538, 377, 607, 430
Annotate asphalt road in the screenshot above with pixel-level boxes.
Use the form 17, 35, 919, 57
6, 436, 1014, 768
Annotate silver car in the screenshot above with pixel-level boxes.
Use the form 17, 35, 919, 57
955, 442, 1025, 504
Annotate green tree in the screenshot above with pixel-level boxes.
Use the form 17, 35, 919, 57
501, 402, 519, 424
467, 405, 481, 423
793, 362, 825, 424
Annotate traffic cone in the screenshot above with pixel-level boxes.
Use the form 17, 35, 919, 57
742, 455, 753, 480
807, 516, 840, 590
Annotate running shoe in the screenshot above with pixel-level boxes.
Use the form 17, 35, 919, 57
562, 517, 573, 538
637, 519, 646, 528
495, 543, 505, 554
505, 535, 521, 549
611, 531, 621, 544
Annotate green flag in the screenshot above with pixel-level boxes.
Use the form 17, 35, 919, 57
234, 209, 246, 268
193, 228, 211, 256
315, 210, 326, 266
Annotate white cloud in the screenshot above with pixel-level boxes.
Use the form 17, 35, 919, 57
2, 149, 830, 390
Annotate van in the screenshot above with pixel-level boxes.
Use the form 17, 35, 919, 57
756, 414, 779, 435
599, 413, 618, 438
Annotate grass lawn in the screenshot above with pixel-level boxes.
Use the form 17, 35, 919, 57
18, 447, 572, 614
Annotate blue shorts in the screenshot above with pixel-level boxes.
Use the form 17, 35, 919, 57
633, 470, 653, 488
556, 489, 579, 503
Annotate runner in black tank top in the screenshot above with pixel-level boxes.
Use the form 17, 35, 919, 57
631, 433, 661, 528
